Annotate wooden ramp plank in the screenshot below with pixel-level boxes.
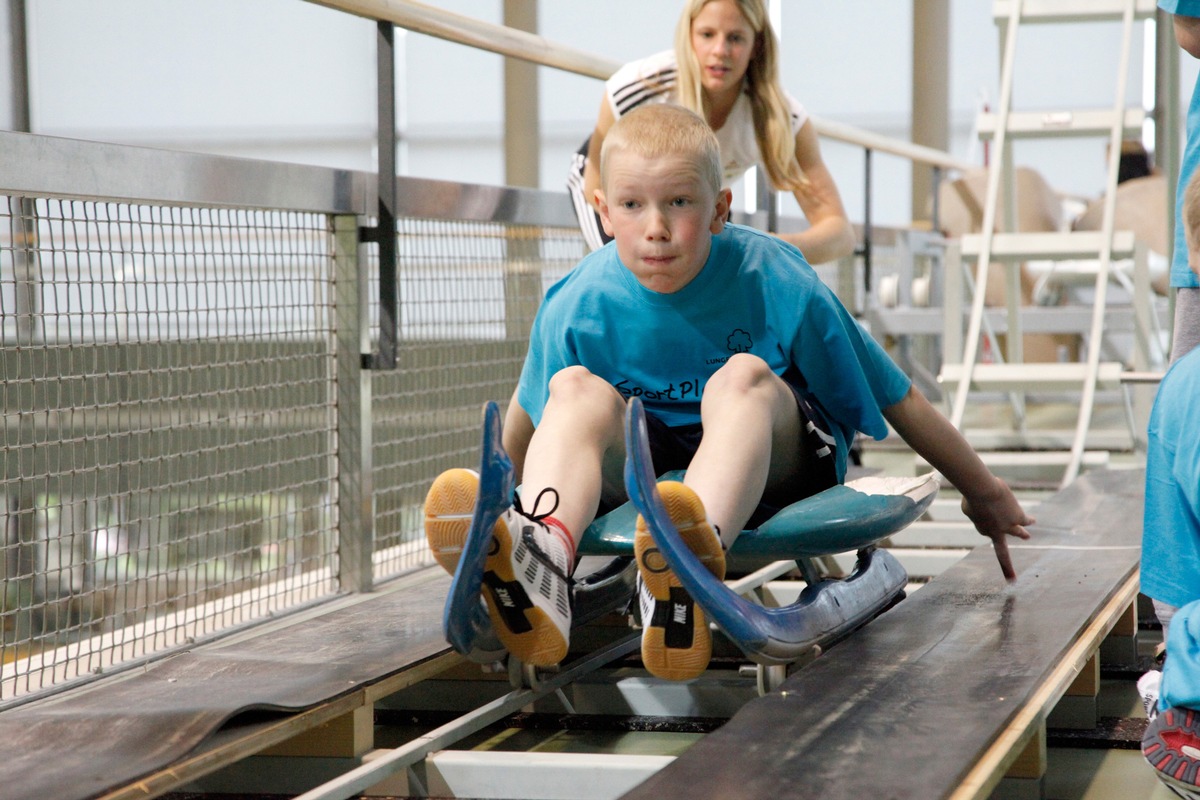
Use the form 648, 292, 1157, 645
618, 468, 1142, 800
0, 569, 453, 800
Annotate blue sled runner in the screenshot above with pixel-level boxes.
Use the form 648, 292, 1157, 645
443, 399, 937, 668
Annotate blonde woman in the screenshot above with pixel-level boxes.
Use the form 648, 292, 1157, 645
567, 0, 854, 264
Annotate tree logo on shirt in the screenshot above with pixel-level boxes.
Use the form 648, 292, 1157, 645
727, 329, 752, 353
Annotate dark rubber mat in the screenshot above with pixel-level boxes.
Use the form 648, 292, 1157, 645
0, 570, 451, 800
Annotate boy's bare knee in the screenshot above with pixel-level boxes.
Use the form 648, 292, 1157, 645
548, 365, 603, 396
706, 353, 774, 396
547, 367, 625, 416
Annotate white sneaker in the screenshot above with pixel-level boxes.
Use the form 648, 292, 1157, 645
1140, 669, 1162, 722
481, 490, 574, 667
635, 572, 654, 629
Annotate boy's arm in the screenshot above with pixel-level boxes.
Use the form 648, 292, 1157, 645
502, 388, 535, 483
882, 386, 1034, 581
1174, 13, 1200, 59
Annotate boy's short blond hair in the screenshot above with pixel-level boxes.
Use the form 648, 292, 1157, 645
1185, 167, 1200, 274
599, 104, 722, 195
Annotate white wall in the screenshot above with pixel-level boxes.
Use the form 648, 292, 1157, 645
25, 0, 377, 165
14, 1, 1200, 226
0, 5, 13, 129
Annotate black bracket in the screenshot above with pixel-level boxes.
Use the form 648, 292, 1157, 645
365, 19, 398, 371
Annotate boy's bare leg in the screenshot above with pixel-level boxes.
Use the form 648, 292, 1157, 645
633, 355, 799, 681
519, 366, 628, 545
682, 354, 803, 548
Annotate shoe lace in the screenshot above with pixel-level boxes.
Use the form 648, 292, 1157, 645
513, 486, 559, 522
512, 487, 573, 584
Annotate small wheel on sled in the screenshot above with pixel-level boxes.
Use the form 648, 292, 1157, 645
757, 664, 789, 695
507, 654, 554, 690
753, 644, 821, 695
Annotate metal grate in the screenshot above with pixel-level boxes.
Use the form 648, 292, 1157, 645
1, 196, 339, 701
371, 219, 583, 580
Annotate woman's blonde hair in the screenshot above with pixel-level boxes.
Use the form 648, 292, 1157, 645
672, 0, 806, 190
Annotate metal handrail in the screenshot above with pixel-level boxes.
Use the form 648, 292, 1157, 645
305, 0, 616, 78
303, 0, 974, 173
0, 130, 578, 225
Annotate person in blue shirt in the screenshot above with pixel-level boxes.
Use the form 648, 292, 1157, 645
1161, 0, 1200, 362
424, 103, 1033, 680
1141, 156, 1200, 632
1138, 168, 1200, 775
1136, 4, 1200, 753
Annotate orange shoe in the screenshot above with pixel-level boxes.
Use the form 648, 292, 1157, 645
423, 468, 479, 576
634, 481, 725, 681
427, 470, 574, 666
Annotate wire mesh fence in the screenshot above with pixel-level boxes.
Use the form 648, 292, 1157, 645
1, 195, 340, 700
371, 219, 583, 579
0, 152, 587, 704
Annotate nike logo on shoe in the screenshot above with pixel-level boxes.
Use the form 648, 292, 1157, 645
494, 586, 516, 608
483, 572, 535, 634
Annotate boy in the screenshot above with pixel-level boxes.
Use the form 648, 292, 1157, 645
425, 104, 1033, 680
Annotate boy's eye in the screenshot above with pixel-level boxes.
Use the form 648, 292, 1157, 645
620, 200, 639, 210
671, 197, 691, 207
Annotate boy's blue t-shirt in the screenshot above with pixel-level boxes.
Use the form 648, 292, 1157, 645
1140, 346, 1200, 609
516, 224, 912, 482
1160, 0, 1200, 288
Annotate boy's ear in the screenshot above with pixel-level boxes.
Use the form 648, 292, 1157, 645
596, 189, 616, 238
709, 187, 733, 235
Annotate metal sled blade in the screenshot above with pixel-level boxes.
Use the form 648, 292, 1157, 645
443, 401, 515, 659
623, 397, 908, 666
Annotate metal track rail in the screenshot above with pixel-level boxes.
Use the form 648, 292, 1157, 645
293, 632, 641, 800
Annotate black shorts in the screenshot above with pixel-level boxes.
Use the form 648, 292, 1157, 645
640, 383, 838, 531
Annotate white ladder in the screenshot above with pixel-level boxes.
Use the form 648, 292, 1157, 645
940, 0, 1161, 488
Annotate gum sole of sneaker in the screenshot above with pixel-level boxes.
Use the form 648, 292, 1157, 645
635, 483, 726, 681
424, 468, 479, 576
482, 516, 569, 667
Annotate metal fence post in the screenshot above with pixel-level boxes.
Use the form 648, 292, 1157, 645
334, 214, 373, 593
